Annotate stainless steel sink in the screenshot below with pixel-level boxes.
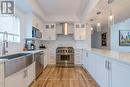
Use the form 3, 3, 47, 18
0, 53, 31, 60
1, 53, 33, 77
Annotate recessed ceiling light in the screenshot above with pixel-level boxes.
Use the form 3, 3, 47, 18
90, 19, 94, 21
97, 11, 101, 15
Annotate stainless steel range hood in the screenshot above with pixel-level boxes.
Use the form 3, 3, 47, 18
63, 23, 68, 35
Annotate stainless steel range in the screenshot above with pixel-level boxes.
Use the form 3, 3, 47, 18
56, 47, 74, 64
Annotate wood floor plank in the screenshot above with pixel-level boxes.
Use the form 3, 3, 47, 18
30, 65, 99, 87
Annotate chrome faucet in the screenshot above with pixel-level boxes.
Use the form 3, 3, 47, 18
2, 31, 8, 55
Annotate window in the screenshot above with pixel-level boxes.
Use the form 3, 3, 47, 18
0, 15, 20, 42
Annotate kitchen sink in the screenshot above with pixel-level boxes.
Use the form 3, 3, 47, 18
0, 53, 34, 77
0, 53, 31, 60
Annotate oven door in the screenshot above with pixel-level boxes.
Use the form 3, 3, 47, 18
56, 54, 74, 64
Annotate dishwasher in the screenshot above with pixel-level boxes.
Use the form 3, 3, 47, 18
34, 51, 44, 78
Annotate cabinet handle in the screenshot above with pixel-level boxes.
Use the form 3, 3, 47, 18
105, 61, 108, 69
86, 53, 88, 57
108, 61, 111, 70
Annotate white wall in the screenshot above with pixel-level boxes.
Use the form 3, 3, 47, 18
111, 18, 130, 52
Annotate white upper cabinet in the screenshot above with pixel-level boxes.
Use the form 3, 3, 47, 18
32, 16, 43, 32
74, 23, 87, 40
43, 23, 56, 40
26, 15, 43, 38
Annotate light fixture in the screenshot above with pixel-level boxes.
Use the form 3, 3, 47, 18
97, 23, 101, 27
91, 27, 93, 31
108, 0, 114, 28
109, 13, 114, 21
64, 23, 68, 35
97, 23, 101, 32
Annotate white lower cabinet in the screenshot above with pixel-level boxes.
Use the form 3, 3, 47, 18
5, 71, 25, 87
95, 55, 109, 87
75, 49, 82, 64
26, 63, 35, 86
49, 49, 56, 64
111, 61, 130, 87
5, 63, 35, 87
84, 51, 130, 87
44, 49, 48, 68
87, 53, 97, 79
0, 63, 5, 87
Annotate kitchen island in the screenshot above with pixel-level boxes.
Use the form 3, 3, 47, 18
83, 48, 130, 87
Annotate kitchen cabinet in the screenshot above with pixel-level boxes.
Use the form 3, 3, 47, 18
85, 51, 130, 87
49, 49, 56, 64
0, 63, 4, 87
43, 23, 56, 40
87, 53, 97, 79
95, 54, 109, 87
74, 23, 86, 40
5, 70, 25, 87
5, 63, 35, 87
26, 62, 35, 86
111, 60, 130, 87
32, 16, 43, 32
75, 49, 83, 64
86, 52, 109, 87
26, 15, 43, 38
44, 49, 48, 68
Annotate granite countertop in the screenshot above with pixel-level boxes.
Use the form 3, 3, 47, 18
87, 48, 130, 65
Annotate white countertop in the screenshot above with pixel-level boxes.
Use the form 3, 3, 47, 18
87, 48, 130, 65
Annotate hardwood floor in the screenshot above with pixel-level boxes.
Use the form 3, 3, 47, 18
30, 65, 99, 87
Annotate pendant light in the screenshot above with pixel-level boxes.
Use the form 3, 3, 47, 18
91, 27, 94, 34
108, 0, 114, 28
97, 22, 101, 32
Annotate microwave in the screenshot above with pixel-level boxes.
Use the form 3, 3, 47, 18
32, 27, 42, 38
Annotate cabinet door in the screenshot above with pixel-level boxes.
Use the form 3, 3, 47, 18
5, 72, 24, 87
49, 29, 56, 40
111, 61, 130, 87
27, 63, 35, 86
96, 55, 109, 87
0, 63, 4, 87
80, 29, 86, 40
44, 50, 48, 68
75, 49, 82, 64
74, 28, 81, 40
88, 53, 97, 78
49, 49, 56, 64
82, 50, 87, 67
43, 29, 50, 40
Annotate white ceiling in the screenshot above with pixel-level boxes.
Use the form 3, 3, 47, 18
88, 0, 130, 26
16, 0, 101, 22
37, 0, 89, 22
